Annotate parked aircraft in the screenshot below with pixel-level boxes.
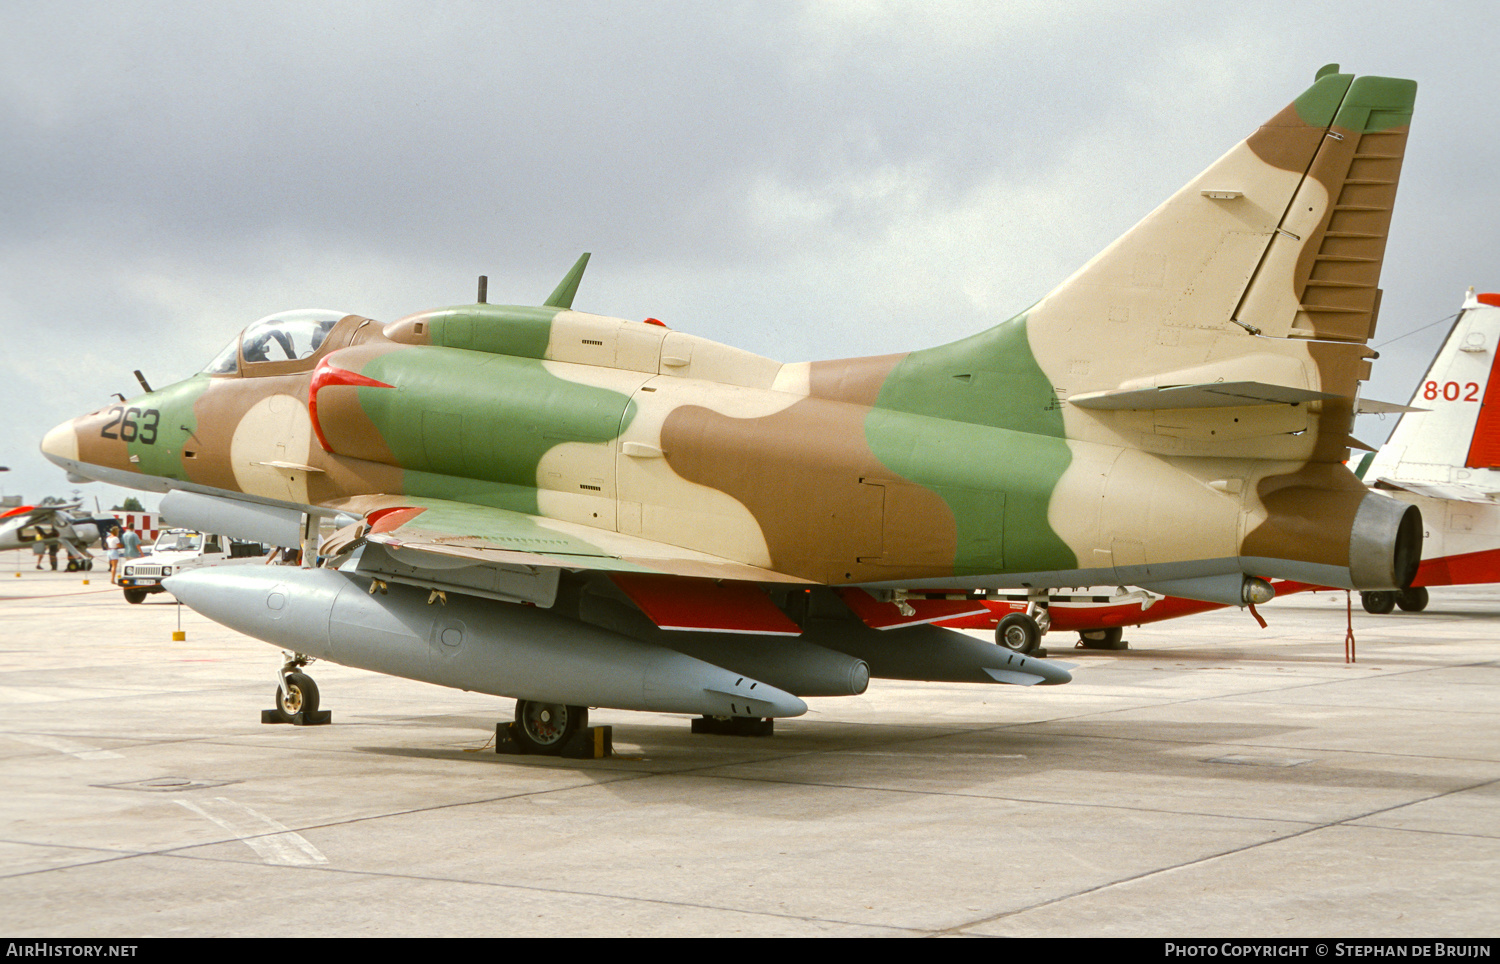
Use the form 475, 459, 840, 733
0, 503, 114, 569
1353, 289, 1500, 612
931, 580, 1318, 652
41, 68, 1421, 752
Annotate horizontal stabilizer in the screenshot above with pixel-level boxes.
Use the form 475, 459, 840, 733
1372, 478, 1500, 504
1069, 381, 1341, 411
1355, 398, 1425, 415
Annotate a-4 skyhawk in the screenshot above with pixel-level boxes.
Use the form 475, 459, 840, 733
42, 67, 1421, 752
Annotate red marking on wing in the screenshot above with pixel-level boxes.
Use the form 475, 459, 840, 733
835, 588, 989, 630
367, 506, 426, 534
1477, 293, 1500, 307
610, 573, 800, 635
308, 357, 394, 453
0, 505, 38, 519
1414, 546, 1500, 587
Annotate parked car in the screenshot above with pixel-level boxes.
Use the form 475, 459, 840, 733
117, 529, 270, 604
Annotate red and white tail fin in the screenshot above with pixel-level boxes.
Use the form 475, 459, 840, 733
1361, 290, 1500, 493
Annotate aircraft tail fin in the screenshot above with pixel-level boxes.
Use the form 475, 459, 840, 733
1014, 68, 1417, 461
1362, 291, 1500, 490
1031, 69, 1415, 345
821, 70, 1416, 466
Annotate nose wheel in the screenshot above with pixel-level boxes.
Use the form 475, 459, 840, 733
276, 672, 320, 718
262, 654, 331, 725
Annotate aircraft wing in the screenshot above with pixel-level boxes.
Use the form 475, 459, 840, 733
0, 504, 71, 525
324, 496, 993, 634
324, 494, 815, 586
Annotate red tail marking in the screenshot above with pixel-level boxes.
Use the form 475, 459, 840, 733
1464, 326, 1500, 468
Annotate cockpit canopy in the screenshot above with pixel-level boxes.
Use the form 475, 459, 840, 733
202, 309, 349, 375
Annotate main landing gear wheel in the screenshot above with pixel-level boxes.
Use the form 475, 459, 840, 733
276, 672, 320, 720
513, 700, 587, 755
123, 589, 147, 604
1396, 587, 1430, 612
1361, 591, 1396, 615
995, 613, 1042, 654
1077, 627, 1125, 650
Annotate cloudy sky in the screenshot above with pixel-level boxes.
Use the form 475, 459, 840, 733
4, 1, 1498, 508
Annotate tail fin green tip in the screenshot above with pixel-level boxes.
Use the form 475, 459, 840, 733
544, 253, 592, 310
1292, 71, 1354, 128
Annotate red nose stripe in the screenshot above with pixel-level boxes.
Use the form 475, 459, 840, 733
308, 358, 394, 453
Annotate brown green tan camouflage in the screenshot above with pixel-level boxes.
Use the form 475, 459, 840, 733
38, 69, 1426, 740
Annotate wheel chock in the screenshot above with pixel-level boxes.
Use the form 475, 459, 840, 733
494, 722, 613, 758
260, 708, 332, 726
690, 716, 774, 737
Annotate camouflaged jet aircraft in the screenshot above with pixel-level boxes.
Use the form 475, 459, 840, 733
42, 67, 1423, 753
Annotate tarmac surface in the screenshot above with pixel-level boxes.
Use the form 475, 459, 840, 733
0, 551, 1496, 937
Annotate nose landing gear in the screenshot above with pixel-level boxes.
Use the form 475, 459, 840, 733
262, 653, 331, 725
